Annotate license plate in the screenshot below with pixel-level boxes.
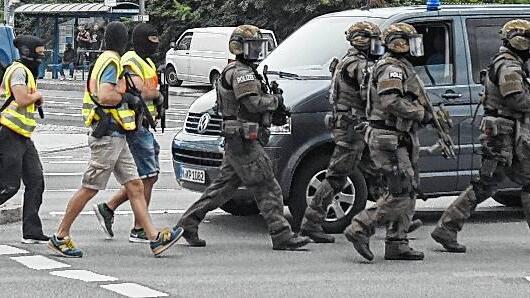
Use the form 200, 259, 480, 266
180, 167, 206, 184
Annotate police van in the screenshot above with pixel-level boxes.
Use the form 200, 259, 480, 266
172, 4, 530, 233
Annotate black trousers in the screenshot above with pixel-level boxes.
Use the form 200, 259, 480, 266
0, 126, 45, 237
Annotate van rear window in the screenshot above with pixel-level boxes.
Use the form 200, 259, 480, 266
466, 17, 530, 83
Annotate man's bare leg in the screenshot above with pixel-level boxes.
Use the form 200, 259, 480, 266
124, 179, 158, 240
56, 187, 98, 238
106, 176, 158, 229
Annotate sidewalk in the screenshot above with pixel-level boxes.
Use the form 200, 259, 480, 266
33, 131, 88, 154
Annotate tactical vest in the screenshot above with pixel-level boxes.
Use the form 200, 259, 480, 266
367, 55, 417, 123
483, 49, 530, 119
0, 62, 38, 138
217, 62, 239, 119
121, 51, 159, 119
82, 51, 136, 131
330, 49, 370, 115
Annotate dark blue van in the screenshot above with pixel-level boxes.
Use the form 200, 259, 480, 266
0, 25, 17, 68
172, 4, 530, 233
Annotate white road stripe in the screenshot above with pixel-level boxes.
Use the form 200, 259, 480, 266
0, 245, 28, 255
101, 283, 168, 297
525, 276, 530, 282
50, 269, 118, 282
11, 255, 70, 270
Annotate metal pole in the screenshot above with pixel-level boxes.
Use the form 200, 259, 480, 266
139, 0, 145, 23
3, 0, 10, 25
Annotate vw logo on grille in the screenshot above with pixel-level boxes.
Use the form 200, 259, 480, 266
197, 113, 211, 134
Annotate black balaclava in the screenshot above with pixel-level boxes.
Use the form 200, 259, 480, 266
13, 35, 45, 78
132, 23, 159, 60
104, 22, 129, 55
504, 40, 530, 61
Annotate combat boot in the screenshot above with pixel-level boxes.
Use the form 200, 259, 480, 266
345, 232, 374, 261
300, 229, 335, 243
431, 226, 466, 253
273, 235, 311, 250
181, 230, 206, 247
384, 242, 424, 261
407, 219, 423, 233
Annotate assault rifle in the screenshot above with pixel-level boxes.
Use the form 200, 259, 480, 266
157, 65, 169, 133
124, 72, 157, 131
414, 75, 456, 159
263, 65, 290, 126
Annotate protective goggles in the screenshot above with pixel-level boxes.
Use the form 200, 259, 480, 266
242, 38, 269, 61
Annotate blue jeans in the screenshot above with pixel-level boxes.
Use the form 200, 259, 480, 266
126, 126, 160, 178
59, 63, 75, 78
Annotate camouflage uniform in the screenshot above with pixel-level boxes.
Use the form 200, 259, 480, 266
345, 23, 428, 261
178, 25, 309, 250
432, 20, 530, 253
300, 22, 382, 241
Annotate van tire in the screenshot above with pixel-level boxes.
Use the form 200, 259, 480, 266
288, 153, 368, 234
210, 71, 221, 88
166, 65, 182, 87
220, 194, 260, 216
493, 191, 522, 207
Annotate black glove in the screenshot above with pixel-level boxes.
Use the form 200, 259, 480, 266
422, 110, 433, 125
123, 92, 142, 109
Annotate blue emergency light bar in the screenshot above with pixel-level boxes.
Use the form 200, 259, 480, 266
427, 0, 441, 11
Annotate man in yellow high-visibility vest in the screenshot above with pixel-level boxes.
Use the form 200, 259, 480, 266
0, 35, 48, 244
93, 23, 164, 243
48, 22, 183, 258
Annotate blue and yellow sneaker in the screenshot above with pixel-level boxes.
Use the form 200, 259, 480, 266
150, 226, 184, 257
47, 235, 83, 258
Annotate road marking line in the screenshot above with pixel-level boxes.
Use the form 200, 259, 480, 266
525, 276, 530, 282
101, 283, 169, 297
50, 269, 118, 282
49, 209, 227, 216
11, 255, 70, 270
0, 245, 28, 255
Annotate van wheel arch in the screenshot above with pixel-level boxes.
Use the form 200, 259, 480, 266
165, 64, 183, 87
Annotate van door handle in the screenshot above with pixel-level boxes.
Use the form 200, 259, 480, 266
441, 92, 462, 100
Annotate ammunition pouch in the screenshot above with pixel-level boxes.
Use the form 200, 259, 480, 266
480, 116, 514, 137
222, 120, 260, 154
91, 107, 112, 138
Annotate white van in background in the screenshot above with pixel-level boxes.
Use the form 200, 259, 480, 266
164, 27, 278, 87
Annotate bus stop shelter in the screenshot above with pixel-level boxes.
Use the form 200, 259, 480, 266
14, 2, 139, 78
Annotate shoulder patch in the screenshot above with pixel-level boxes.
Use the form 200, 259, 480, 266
389, 71, 403, 80
236, 74, 256, 84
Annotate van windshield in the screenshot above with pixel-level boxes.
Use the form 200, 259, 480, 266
261, 16, 383, 78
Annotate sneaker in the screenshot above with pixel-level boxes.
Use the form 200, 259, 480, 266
21, 234, 50, 244
150, 226, 184, 257
181, 230, 206, 247
93, 203, 114, 238
129, 228, 150, 243
47, 235, 83, 258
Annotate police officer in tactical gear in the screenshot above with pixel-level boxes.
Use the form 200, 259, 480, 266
299, 21, 385, 243
345, 23, 431, 261
177, 25, 310, 250
432, 19, 530, 253
0, 35, 48, 244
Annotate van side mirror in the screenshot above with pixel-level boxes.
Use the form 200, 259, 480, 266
170, 42, 176, 49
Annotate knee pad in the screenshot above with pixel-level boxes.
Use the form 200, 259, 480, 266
0, 185, 20, 204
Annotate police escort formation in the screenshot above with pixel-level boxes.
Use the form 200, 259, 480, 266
2, 16, 530, 262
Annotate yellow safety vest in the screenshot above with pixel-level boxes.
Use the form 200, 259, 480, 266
82, 51, 136, 131
0, 62, 38, 138
121, 51, 159, 120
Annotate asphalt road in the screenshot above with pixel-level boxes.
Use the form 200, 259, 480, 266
2, 86, 530, 297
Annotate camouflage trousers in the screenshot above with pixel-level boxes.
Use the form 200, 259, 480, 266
177, 140, 294, 245
345, 128, 419, 249
437, 126, 530, 236
300, 129, 382, 233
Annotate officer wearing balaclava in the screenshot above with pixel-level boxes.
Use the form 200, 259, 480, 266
0, 35, 48, 244
93, 23, 165, 243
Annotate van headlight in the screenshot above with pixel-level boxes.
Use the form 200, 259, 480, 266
269, 117, 292, 135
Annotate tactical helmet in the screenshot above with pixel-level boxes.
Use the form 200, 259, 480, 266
346, 21, 381, 49
229, 25, 268, 61
382, 23, 419, 54
500, 19, 530, 51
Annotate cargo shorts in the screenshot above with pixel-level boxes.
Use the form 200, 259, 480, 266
82, 136, 140, 190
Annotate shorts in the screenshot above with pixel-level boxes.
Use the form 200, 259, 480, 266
126, 126, 160, 179
82, 136, 140, 190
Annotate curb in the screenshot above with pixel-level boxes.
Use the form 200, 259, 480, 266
0, 204, 22, 225
40, 143, 88, 155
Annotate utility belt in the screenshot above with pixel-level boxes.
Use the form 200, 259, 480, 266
222, 120, 260, 141
325, 111, 363, 130
369, 120, 399, 132
480, 115, 515, 137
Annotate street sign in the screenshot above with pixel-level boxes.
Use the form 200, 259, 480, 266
132, 14, 150, 22
104, 0, 117, 7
